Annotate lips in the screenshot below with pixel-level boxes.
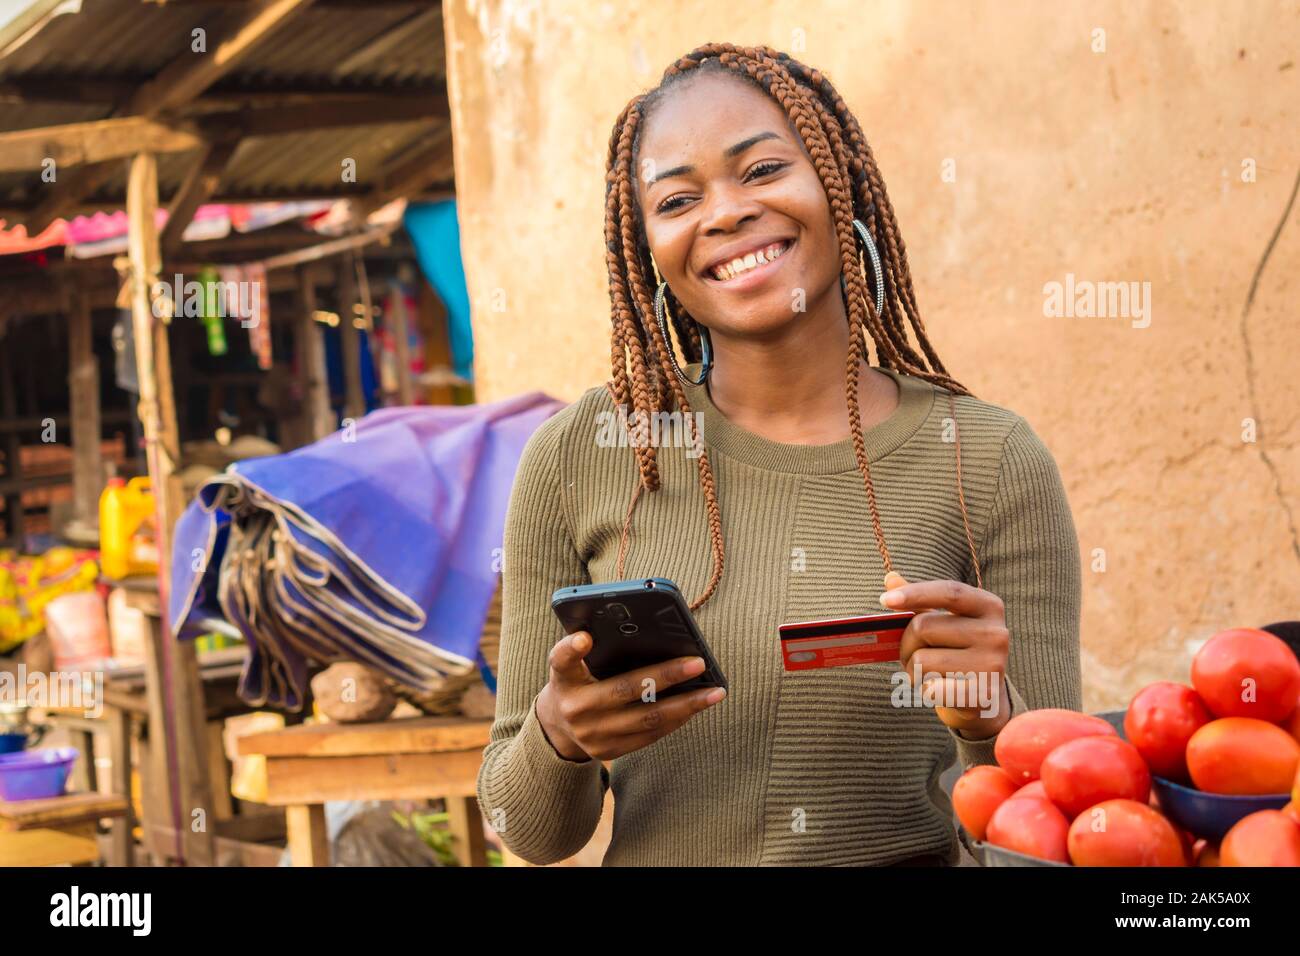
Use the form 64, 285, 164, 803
703, 238, 794, 283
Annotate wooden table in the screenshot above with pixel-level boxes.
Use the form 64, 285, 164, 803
237, 716, 493, 867
0, 791, 129, 867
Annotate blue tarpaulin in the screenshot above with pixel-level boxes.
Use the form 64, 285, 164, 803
404, 200, 475, 381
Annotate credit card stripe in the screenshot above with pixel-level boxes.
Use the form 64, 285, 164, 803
785, 634, 883, 651
778, 616, 912, 640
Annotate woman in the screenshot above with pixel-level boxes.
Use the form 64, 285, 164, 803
477, 44, 1081, 866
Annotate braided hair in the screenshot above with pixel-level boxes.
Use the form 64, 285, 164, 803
605, 43, 972, 611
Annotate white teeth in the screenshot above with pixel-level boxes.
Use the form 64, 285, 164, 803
711, 240, 790, 281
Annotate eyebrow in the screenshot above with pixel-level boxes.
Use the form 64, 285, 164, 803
646, 131, 783, 186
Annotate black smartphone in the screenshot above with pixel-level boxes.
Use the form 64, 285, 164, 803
550, 578, 727, 698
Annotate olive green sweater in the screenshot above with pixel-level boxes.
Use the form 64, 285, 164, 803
478, 368, 1082, 866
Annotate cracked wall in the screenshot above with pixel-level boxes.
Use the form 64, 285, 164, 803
445, 0, 1300, 710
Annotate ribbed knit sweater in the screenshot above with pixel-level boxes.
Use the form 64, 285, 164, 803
478, 367, 1082, 866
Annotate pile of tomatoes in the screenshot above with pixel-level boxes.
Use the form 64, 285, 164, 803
953, 627, 1300, 866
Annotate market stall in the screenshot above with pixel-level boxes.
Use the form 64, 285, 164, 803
0, 0, 507, 868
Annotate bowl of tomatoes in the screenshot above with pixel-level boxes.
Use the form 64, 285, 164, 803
956, 625, 1300, 867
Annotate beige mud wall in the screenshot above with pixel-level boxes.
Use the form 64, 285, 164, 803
444, 0, 1300, 713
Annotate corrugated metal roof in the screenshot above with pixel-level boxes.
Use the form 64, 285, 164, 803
0, 0, 450, 212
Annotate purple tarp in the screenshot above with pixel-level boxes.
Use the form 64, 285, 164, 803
169, 392, 564, 711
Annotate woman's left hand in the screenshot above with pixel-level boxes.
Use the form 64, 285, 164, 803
880, 571, 1011, 740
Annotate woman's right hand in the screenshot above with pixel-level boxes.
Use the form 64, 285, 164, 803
534, 631, 728, 761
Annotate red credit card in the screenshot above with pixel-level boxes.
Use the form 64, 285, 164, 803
778, 611, 915, 671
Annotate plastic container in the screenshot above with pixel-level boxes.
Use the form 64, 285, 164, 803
1152, 776, 1289, 842
0, 747, 78, 801
99, 476, 159, 580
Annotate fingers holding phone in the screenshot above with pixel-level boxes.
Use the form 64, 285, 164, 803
536, 631, 726, 762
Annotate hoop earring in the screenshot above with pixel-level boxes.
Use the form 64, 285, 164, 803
655, 281, 712, 386
851, 218, 886, 317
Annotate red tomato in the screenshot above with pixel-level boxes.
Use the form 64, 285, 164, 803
1191, 628, 1300, 723
1219, 810, 1300, 866
1186, 717, 1300, 795
1008, 780, 1050, 802
994, 709, 1118, 785
1124, 682, 1211, 781
952, 765, 1019, 842
1285, 695, 1300, 742
1282, 800, 1300, 826
1066, 799, 1186, 866
1041, 736, 1151, 819
985, 794, 1071, 863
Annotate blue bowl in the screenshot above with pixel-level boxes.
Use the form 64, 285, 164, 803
0, 746, 78, 801
1152, 776, 1290, 841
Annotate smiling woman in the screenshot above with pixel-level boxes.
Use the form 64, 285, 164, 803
477, 43, 1083, 867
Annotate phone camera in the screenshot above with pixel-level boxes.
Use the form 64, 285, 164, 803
607, 603, 630, 623
619, 623, 639, 635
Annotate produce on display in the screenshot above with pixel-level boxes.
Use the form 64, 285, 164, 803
957, 625, 1300, 866
1184, 717, 1299, 795
1190, 628, 1300, 723
1065, 799, 1186, 867
1123, 681, 1210, 781
1040, 735, 1151, 819
992, 709, 1117, 785
1218, 810, 1300, 867
984, 791, 1070, 863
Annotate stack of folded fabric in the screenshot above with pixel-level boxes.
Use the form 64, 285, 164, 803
168, 393, 565, 711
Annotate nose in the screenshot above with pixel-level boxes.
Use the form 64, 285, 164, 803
699, 182, 763, 235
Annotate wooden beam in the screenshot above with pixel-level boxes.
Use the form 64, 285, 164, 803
0, 77, 137, 105
0, 74, 442, 108
65, 287, 103, 528
296, 267, 333, 440
159, 137, 241, 258
258, 221, 401, 272
126, 0, 319, 117
336, 257, 366, 422
199, 95, 445, 137
387, 280, 414, 405
0, 116, 203, 173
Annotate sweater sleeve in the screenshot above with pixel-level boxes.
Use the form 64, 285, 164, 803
475, 406, 609, 864
951, 417, 1083, 770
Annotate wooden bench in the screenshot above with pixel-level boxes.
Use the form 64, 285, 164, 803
236, 715, 494, 867
0, 791, 129, 867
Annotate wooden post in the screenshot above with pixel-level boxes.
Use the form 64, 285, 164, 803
286, 804, 330, 867
126, 151, 215, 867
295, 267, 333, 439
336, 257, 366, 422
66, 287, 103, 529
388, 279, 415, 406
106, 709, 135, 867
0, 325, 23, 547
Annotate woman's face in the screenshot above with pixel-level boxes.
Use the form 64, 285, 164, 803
636, 71, 842, 340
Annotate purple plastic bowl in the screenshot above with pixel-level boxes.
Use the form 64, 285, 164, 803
0, 746, 78, 801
